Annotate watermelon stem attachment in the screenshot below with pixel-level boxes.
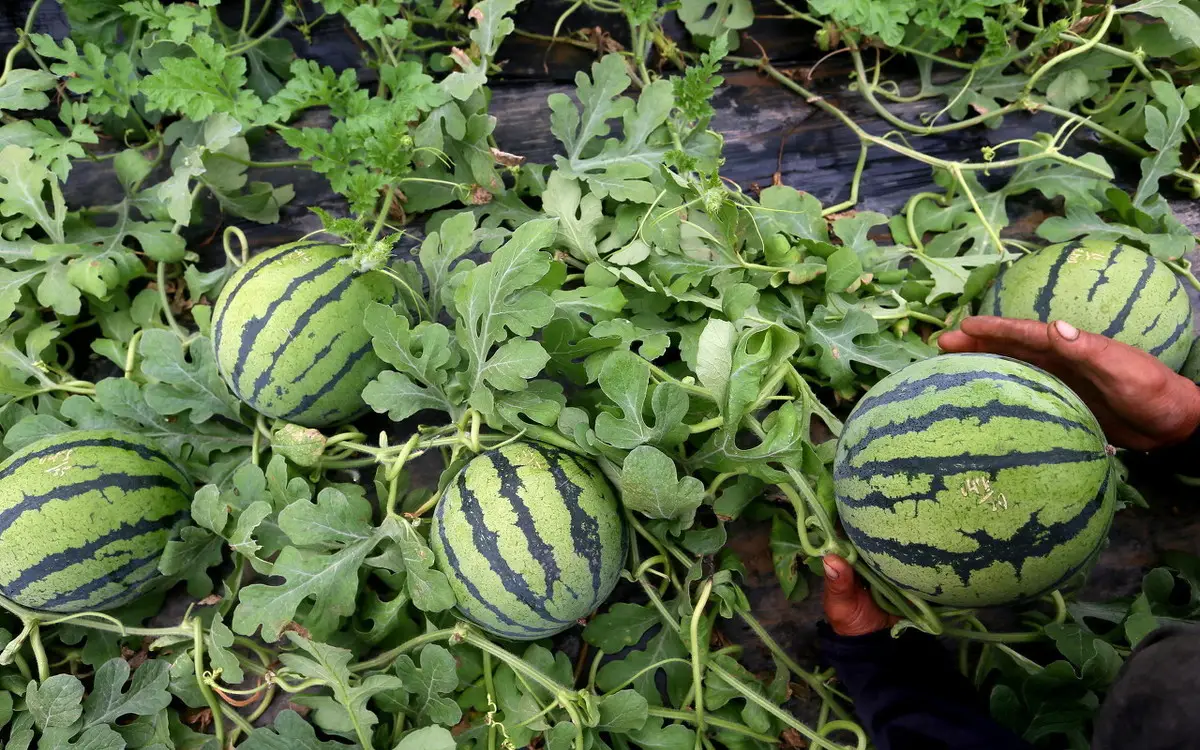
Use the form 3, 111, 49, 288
27, 623, 47, 682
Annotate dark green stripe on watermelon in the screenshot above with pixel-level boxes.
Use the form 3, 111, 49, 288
431, 442, 627, 641
453, 469, 574, 626
0, 431, 191, 613
211, 243, 398, 427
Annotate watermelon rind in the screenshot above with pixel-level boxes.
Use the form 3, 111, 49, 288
211, 241, 398, 428
833, 354, 1116, 608
0, 430, 191, 613
431, 442, 628, 640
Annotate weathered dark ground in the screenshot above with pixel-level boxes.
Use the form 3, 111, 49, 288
3, 0, 1200, 734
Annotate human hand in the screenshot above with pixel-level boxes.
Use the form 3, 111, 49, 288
938, 317, 1200, 452
822, 555, 898, 636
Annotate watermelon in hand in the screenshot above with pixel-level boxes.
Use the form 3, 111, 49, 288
981, 239, 1194, 371
833, 354, 1116, 608
431, 442, 628, 640
0, 431, 191, 613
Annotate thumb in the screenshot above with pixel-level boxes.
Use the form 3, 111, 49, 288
822, 555, 857, 598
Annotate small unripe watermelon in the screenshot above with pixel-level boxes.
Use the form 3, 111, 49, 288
212, 242, 398, 427
834, 354, 1116, 608
0, 431, 191, 612
981, 239, 1193, 371
431, 442, 627, 640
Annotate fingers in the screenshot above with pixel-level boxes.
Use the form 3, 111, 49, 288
958, 317, 1054, 352
822, 555, 896, 636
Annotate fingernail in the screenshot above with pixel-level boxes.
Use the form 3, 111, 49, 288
1054, 320, 1079, 341
823, 559, 839, 581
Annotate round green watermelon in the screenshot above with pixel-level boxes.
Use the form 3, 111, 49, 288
0, 431, 191, 613
981, 239, 1193, 371
833, 354, 1116, 608
431, 442, 628, 640
211, 242, 398, 428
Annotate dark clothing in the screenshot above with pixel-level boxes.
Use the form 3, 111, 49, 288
1092, 623, 1200, 750
817, 622, 1032, 750
819, 608, 1200, 750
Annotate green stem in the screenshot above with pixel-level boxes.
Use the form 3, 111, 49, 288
647, 707, 781, 743
707, 661, 863, 750
821, 142, 868, 215
737, 611, 855, 722
351, 628, 458, 673
690, 579, 713, 735
228, 12, 290, 55
1026, 5, 1115, 95
28, 624, 48, 682
367, 185, 396, 247
157, 262, 186, 339
194, 618, 227, 748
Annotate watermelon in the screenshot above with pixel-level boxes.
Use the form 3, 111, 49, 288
0, 431, 191, 613
833, 354, 1116, 607
212, 242, 398, 427
981, 239, 1193, 371
431, 442, 627, 640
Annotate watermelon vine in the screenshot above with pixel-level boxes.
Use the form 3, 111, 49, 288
0, 1, 1199, 749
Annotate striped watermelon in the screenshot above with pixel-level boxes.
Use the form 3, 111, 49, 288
981, 240, 1193, 371
0, 431, 191, 613
211, 242, 398, 428
834, 354, 1116, 607
431, 442, 628, 640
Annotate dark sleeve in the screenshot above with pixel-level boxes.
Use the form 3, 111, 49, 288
1148, 420, 1200, 466
817, 621, 1033, 750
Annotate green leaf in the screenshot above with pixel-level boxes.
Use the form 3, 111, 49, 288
0, 69, 58, 114
752, 186, 829, 244
140, 34, 266, 122
382, 516, 457, 613
597, 690, 649, 732
1045, 69, 1090, 110
441, 0, 518, 100
81, 659, 172, 729
694, 319, 737, 405
543, 173, 604, 263
550, 55, 674, 203
1116, 0, 1200, 47
770, 513, 809, 602
593, 351, 690, 449
0, 145, 66, 244
26, 674, 84, 730
394, 726, 455, 750
621, 446, 705, 530
392, 645, 463, 726
418, 210, 478, 316
280, 634, 404, 742
363, 303, 458, 421
1133, 81, 1199, 211
138, 330, 243, 423
240, 710, 354, 750
628, 717, 697, 749
824, 246, 865, 295
233, 487, 384, 641
583, 602, 660, 652
678, 0, 754, 38
453, 218, 558, 401
806, 307, 921, 388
